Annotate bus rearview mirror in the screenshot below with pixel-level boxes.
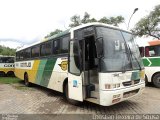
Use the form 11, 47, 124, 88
96, 37, 104, 58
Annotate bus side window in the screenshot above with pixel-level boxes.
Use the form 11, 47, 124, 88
16, 52, 20, 61
145, 47, 150, 57
61, 36, 69, 54
53, 40, 60, 55
45, 41, 52, 55
154, 45, 160, 56
40, 44, 45, 56
31, 45, 40, 58
145, 46, 158, 57
139, 47, 144, 57
24, 48, 31, 59
20, 51, 24, 60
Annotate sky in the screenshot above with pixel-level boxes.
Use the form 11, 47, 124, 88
0, 0, 159, 48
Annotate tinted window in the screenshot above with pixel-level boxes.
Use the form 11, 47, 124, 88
145, 45, 160, 57
53, 40, 60, 54
40, 44, 45, 56
24, 48, 31, 59
61, 36, 69, 53
45, 41, 52, 55
16, 52, 20, 61
20, 51, 24, 60
31, 45, 40, 58
0, 57, 14, 63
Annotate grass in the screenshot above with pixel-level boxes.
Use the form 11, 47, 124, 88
0, 77, 21, 84
0, 77, 34, 91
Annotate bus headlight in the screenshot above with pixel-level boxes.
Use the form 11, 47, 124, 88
105, 83, 121, 89
140, 70, 145, 81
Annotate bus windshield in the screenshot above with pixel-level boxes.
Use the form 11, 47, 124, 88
96, 27, 143, 72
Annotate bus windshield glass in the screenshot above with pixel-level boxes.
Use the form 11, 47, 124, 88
96, 27, 143, 72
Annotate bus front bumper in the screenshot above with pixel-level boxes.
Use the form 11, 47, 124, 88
99, 82, 145, 106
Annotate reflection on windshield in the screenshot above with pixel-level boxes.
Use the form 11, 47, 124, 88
96, 27, 143, 72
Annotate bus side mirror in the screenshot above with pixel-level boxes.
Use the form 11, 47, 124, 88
96, 37, 104, 58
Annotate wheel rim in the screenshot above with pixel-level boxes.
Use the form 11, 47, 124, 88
156, 77, 160, 84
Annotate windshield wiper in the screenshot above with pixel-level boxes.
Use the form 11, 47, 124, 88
122, 44, 133, 73
127, 44, 142, 70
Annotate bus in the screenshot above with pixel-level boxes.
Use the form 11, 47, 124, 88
139, 40, 160, 88
0, 55, 15, 77
15, 23, 145, 106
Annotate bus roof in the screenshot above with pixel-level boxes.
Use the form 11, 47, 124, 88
17, 22, 131, 52
138, 39, 160, 47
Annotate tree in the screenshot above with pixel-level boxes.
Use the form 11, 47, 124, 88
132, 4, 160, 39
0, 45, 16, 56
69, 15, 81, 28
45, 29, 63, 38
69, 12, 124, 27
45, 12, 124, 38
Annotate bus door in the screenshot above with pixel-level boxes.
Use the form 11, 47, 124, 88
68, 40, 83, 101
81, 35, 99, 99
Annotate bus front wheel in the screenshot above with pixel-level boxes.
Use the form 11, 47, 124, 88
153, 74, 160, 88
64, 82, 80, 105
24, 73, 30, 87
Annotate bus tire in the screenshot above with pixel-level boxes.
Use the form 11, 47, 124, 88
7, 71, 15, 77
152, 73, 160, 88
24, 73, 30, 87
64, 82, 80, 105
0, 72, 6, 77
145, 75, 148, 86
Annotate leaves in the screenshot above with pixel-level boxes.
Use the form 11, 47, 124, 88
45, 12, 124, 38
45, 29, 63, 38
69, 12, 124, 27
132, 4, 160, 39
0, 45, 16, 56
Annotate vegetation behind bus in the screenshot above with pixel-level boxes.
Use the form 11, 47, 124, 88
45, 12, 124, 38
0, 45, 16, 56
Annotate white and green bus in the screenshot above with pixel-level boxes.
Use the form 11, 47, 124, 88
139, 40, 160, 88
0, 55, 15, 77
15, 23, 145, 106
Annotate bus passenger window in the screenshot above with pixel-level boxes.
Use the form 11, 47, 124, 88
45, 41, 52, 55
16, 52, 20, 61
145, 46, 160, 57
61, 36, 69, 53
40, 44, 45, 56
24, 48, 31, 59
20, 51, 24, 60
31, 46, 40, 58
53, 40, 60, 55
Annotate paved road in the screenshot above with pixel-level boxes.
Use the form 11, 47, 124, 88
0, 83, 160, 119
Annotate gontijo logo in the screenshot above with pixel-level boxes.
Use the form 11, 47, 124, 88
58, 61, 68, 71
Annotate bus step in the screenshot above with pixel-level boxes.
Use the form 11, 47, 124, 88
90, 91, 99, 99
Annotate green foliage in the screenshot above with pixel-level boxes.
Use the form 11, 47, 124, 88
69, 12, 124, 27
45, 29, 63, 38
132, 4, 160, 39
45, 12, 124, 38
69, 15, 81, 28
0, 45, 16, 56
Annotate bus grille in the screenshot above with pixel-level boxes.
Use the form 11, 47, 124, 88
123, 89, 140, 98
123, 79, 140, 86
134, 79, 140, 84
122, 81, 132, 86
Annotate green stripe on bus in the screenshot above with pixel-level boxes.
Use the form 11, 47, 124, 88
131, 71, 140, 80
143, 58, 160, 66
35, 60, 47, 85
40, 58, 57, 87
